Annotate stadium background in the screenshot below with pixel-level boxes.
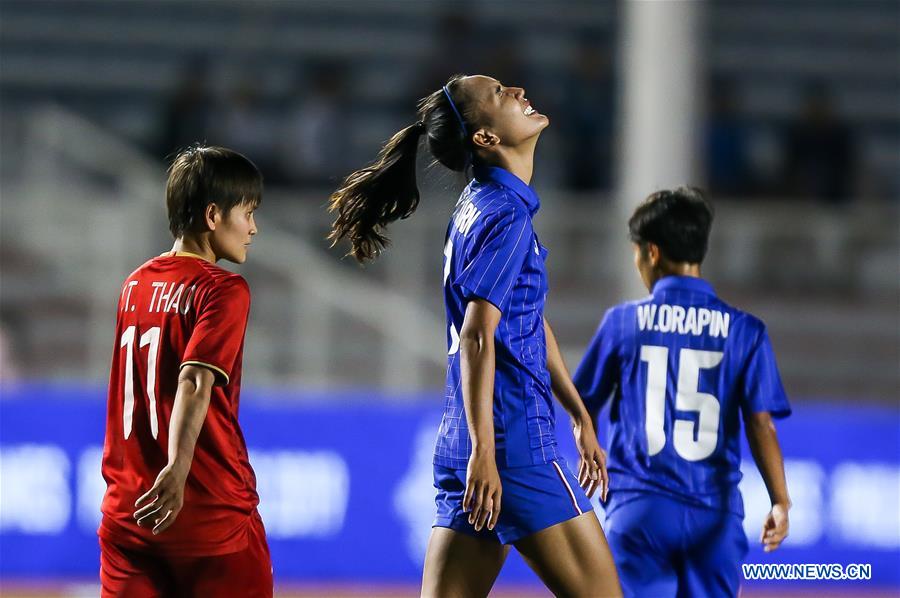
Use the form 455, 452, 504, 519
0, 0, 897, 596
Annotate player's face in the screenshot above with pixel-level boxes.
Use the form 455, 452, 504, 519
212, 202, 258, 264
459, 75, 549, 149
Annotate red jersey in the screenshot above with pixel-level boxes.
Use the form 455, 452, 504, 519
99, 252, 259, 556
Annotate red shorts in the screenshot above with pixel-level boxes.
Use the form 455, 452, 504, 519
99, 512, 273, 598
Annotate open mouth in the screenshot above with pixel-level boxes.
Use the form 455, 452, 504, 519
523, 100, 538, 116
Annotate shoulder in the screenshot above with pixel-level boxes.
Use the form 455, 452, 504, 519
719, 301, 766, 343
469, 183, 525, 219
481, 195, 530, 229
460, 193, 531, 245
592, 301, 638, 335
612, 295, 653, 318
196, 263, 250, 301
124, 257, 160, 283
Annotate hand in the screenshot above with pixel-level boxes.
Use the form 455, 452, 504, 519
573, 418, 608, 501
133, 463, 188, 535
760, 503, 790, 552
463, 451, 502, 532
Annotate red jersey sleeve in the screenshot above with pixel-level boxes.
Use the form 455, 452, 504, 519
181, 275, 250, 385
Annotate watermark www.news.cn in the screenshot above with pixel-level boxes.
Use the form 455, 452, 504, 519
743, 563, 872, 581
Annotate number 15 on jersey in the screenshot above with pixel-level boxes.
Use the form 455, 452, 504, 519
640, 346, 724, 461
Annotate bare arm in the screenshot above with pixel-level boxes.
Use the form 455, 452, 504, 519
544, 318, 608, 499
744, 410, 791, 552
134, 364, 215, 534
544, 318, 591, 421
459, 299, 502, 532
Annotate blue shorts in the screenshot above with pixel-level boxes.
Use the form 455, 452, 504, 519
605, 492, 748, 598
433, 459, 592, 545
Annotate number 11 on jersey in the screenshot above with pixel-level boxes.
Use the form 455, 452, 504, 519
120, 325, 161, 439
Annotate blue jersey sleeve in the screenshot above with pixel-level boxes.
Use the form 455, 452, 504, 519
741, 326, 791, 419
454, 204, 532, 313
573, 308, 620, 414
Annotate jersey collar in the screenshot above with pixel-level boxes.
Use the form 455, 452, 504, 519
473, 165, 541, 216
652, 275, 716, 296
162, 250, 212, 262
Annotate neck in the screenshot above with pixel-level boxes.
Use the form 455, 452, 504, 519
658, 261, 702, 280
171, 236, 216, 263
487, 139, 537, 185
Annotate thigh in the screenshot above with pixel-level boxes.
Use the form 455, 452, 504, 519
514, 511, 622, 598
677, 510, 748, 598
174, 514, 274, 598
493, 459, 593, 545
99, 537, 173, 598
421, 527, 510, 598
605, 496, 679, 598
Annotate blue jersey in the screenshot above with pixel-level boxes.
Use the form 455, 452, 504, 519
573, 275, 791, 516
435, 165, 560, 469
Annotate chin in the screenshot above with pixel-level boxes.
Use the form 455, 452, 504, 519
225, 250, 247, 264
529, 113, 549, 130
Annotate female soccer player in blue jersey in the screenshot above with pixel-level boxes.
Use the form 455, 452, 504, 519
574, 188, 791, 598
329, 75, 622, 597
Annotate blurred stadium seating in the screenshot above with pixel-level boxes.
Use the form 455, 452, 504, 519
0, 0, 897, 595
1, 0, 896, 397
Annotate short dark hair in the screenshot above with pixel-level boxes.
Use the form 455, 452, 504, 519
166, 145, 263, 239
628, 187, 714, 264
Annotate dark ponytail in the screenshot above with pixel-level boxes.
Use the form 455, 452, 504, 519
328, 121, 426, 262
329, 74, 473, 263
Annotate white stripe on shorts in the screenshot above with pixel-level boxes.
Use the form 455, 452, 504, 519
551, 461, 583, 515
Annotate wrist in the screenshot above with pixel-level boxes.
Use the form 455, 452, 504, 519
470, 442, 495, 458
570, 411, 592, 430
167, 459, 191, 480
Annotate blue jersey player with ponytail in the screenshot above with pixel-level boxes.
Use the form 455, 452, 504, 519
574, 188, 792, 598
329, 74, 621, 597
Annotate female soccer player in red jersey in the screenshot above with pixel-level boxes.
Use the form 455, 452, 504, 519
329, 75, 622, 597
99, 145, 272, 597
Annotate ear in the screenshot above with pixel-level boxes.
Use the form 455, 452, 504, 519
646, 242, 661, 267
471, 128, 499, 150
203, 203, 221, 231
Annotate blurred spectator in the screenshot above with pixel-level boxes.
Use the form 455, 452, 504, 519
0, 322, 20, 382
705, 75, 751, 197
157, 56, 214, 159
479, 26, 529, 90
782, 82, 856, 204
412, 8, 479, 99
559, 36, 614, 192
280, 62, 349, 187
217, 75, 279, 180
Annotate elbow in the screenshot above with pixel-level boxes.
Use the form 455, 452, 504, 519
177, 365, 216, 399
177, 370, 201, 394
458, 325, 491, 358
745, 411, 778, 439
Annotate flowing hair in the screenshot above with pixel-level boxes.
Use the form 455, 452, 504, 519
328, 74, 473, 262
